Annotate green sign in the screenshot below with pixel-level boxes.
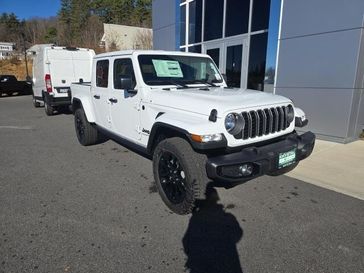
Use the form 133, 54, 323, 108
152, 60, 183, 78
278, 149, 296, 169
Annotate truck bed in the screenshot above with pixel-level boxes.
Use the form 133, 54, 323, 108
71, 82, 92, 99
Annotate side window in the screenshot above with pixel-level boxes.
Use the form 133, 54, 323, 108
96, 60, 109, 88
113, 58, 136, 89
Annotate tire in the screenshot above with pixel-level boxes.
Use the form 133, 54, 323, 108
32, 94, 41, 108
153, 137, 209, 215
74, 108, 101, 146
44, 102, 54, 116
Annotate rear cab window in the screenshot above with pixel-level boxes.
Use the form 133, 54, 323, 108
96, 60, 109, 88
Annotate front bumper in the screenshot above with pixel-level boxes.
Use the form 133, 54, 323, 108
206, 131, 315, 187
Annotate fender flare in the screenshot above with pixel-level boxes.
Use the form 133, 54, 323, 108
72, 98, 96, 123
147, 122, 227, 153
147, 122, 190, 153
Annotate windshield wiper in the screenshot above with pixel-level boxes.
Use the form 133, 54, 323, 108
191, 80, 220, 87
162, 80, 189, 90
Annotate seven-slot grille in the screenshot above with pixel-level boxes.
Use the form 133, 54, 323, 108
235, 105, 292, 140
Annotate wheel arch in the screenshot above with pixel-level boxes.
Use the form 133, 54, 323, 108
147, 122, 191, 154
72, 97, 96, 123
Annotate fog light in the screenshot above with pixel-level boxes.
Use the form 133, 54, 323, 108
239, 164, 253, 176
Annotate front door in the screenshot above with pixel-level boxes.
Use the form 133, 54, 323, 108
203, 37, 248, 88
109, 57, 141, 142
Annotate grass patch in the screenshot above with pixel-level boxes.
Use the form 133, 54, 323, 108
0, 58, 32, 80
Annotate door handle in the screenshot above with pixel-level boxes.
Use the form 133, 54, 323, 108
93, 94, 100, 99
109, 98, 118, 103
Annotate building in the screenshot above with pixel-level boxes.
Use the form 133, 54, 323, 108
152, 0, 364, 143
100, 24, 153, 52
0, 42, 14, 59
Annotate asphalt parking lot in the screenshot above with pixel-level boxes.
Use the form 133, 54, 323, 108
0, 95, 363, 273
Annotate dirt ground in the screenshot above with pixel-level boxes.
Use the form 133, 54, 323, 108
0, 57, 33, 80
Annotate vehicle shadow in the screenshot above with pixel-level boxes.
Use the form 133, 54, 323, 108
182, 184, 244, 273
54, 106, 73, 116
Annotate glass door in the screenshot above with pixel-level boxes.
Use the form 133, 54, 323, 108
204, 42, 223, 71
224, 38, 248, 88
203, 37, 248, 88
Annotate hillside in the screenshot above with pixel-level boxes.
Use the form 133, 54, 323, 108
0, 58, 33, 80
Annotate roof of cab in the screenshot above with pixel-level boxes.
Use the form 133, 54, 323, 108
94, 49, 210, 59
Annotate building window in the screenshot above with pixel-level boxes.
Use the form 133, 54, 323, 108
264, 0, 281, 91
188, 0, 202, 44
180, 5, 186, 46
248, 33, 268, 91
187, 45, 201, 53
175, 0, 279, 91
252, 0, 271, 32
204, 0, 224, 41
206, 48, 220, 68
225, 0, 250, 37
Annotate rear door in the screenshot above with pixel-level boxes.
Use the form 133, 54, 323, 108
46, 49, 74, 96
92, 59, 111, 129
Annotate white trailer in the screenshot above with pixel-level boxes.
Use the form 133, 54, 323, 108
28, 44, 95, 115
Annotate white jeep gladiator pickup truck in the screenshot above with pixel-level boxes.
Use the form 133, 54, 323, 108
71, 50, 315, 214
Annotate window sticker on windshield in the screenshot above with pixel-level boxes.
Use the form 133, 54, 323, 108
152, 60, 183, 78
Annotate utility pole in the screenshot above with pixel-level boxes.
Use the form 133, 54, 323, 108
21, 33, 29, 80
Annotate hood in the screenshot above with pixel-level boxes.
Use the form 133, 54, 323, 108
147, 87, 292, 117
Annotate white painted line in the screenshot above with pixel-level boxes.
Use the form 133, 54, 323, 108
0, 126, 33, 130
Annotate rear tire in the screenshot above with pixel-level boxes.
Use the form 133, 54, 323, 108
74, 108, 102, 146
153, 137, 209, 215
32, 94, 41, 108
44, 102, 54, 116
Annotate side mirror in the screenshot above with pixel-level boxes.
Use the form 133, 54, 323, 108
119, 76, 137, 94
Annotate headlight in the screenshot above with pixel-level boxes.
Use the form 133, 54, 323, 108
287, 105, 295, 123
225, 113, 244, 135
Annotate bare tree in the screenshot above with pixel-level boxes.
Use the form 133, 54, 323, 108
133, 29, 152, 50
80, 15, 104, 50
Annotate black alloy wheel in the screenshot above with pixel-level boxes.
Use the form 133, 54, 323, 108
75, 112, 86, 142
158, 151, 187, 204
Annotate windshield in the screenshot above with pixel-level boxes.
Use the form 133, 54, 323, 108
138, 54, 223, 86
